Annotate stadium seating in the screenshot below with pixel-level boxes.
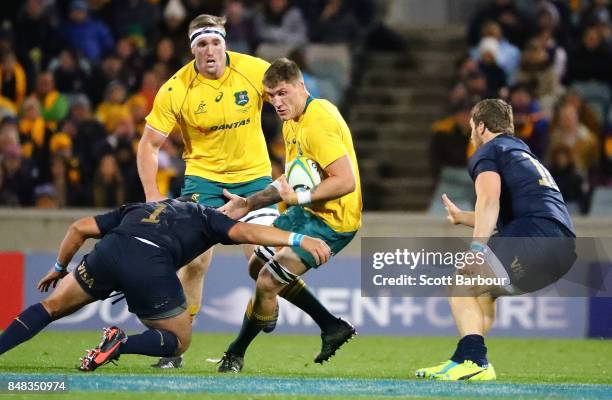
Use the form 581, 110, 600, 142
428, 166, 475, 215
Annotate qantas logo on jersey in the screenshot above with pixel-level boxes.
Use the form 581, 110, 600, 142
199, 118, 251, 133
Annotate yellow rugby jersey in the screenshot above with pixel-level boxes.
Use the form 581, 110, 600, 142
283, 97, 362, 232
145, 51, 271, 183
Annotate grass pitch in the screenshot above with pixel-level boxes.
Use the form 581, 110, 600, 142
1, 332, 611, 399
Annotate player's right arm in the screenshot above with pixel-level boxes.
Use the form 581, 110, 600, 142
137, 126, 168, 202
38, 217, 102, 291
138, 75, 180, 202
228, 222, 331, 265
442, 193, 475, 227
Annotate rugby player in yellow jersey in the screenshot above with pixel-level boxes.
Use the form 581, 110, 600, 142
216, 58, 362, 373
136, 14, 281, 368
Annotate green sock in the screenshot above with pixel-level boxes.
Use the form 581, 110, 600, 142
280, 278, 337, 332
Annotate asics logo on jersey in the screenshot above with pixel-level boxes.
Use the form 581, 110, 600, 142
215, 92, 223, 102
204, 118, 251, 132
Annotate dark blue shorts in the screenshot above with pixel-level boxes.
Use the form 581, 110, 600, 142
74, 232, 186, 320
486, 218, 576, 294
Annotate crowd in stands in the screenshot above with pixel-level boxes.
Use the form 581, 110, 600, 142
0, 0, 376, 208
431, 0, 612, 215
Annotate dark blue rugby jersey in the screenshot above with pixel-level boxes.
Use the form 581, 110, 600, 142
93, 199, 238, 268
468, 134, 575, 236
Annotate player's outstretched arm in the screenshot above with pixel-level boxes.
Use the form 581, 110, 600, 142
219, 183, 283, 219
228, 222, 331, 265
442, 194, 475, 227
137, 126, 168, 202
38, 217, 102, 292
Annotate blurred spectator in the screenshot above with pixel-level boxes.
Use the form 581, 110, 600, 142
548, 103, 600, 175
127, 70, 160, 115
95, 81, 131, 132
309, 0, 359, 45
534, 5, 569, 79
61, 0, 114, 63
88, 54, 128, 106
0, 162, 20, 206
68, 95, 107, 179
114, 36, 144, 92
48, 49, 91, 94
33, 182, 59, 209
476, 37, 508, 98
560, 90, 602, 139
224, 0, 256, 54
145, 38, 183, 81
106, 0, 161, 42
127, 95, 148, 135
509, 84, 550, 159
93, 153, 124, 207
0, 51, 28, 112
466, 71, 489, 101
156, 142, 180, 199
35, 71, 70, 128
1, 144, 35, 206
567, 25, 612, 85
579, 0, 611, 29
49, 155, 70, 207
94, 112, 143, 203
254, 0, 308, 48
429, 101, 474, 179
468, 0, 533, 47
13, 0, 60, 70
470, 21, 520, 83
159, 0, 190, 61
0, 116, 20, 154
515, 39, 563, 116
548, 143, 589, 213
18, 97, 53, 182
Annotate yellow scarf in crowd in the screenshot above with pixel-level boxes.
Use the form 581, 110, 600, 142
0, 63, 27, 108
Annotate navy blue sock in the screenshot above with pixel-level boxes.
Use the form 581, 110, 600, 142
0, 303, 52, 355
120, 329, 179, 357
450, 334, 488, 367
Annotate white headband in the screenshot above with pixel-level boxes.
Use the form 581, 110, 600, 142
190, 27, 226, 48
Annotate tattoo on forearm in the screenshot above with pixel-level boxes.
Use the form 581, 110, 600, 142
247, 185, 282, 210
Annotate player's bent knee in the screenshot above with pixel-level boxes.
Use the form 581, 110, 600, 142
183, 250, 213, 275
40, 298, 61, 319
175, 331, 192, 355
40, 297, 72, 319
256, 267, 285, 294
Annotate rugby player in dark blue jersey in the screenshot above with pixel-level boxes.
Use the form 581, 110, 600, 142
416, 99, 576, 381
0, 198, 330, 371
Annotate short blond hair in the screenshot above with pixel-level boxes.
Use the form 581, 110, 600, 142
263, 58, 303, 88
188, 14, 226, 37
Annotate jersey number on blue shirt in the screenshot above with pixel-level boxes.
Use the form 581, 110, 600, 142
522, 153, 559, 191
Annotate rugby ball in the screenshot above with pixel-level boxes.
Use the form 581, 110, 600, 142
286, 157, 322, 192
